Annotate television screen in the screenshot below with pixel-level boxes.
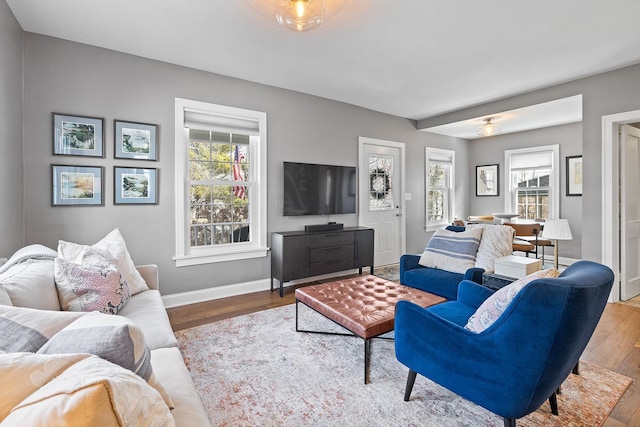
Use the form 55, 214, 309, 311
283, 162, 356, 216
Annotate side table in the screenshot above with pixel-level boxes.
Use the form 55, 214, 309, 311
482, 273, 517, 291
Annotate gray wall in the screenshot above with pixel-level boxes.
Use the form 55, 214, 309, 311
419, 63, 640, 263
467, 123, 582, 258
21, 33, 464, 295
0, 1, 24, 257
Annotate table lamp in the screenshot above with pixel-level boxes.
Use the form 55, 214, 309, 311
542, 219, 573, 270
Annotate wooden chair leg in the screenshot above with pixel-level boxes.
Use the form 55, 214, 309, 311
404, 370, 417, 401
504, 418, 517, 427
549, 391, 559, 416
573, 361, 580, 375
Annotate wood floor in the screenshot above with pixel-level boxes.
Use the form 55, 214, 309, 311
167, 278, 640, 427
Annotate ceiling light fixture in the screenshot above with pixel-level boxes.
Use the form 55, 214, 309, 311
275, 0, 326, 32
477, 117, 502, 137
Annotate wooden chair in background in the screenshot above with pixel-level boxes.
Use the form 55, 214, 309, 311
506, 223, 553, 259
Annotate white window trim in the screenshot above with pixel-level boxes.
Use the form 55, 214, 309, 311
174, 98, 268, 267
425, 147, 455, 232
504, 144, 559, 219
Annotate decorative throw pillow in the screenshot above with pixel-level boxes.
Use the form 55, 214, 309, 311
0, 305, 84, 353
0, 285, 11, 306
58, 228, 148, 295
0, 259, 61, 311
465, 268, 561, 333
37, 311, 174, 409
54, 253, 131, 315
418, 227, 483, 274
467, 224, 515, 273
1, 354, 174, 426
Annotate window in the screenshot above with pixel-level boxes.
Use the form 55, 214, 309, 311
174, 98, 267, 266
504, 145, 559, 220
426, 148, 455, 231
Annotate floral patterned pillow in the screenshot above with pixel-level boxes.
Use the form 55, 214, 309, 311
465, 268, 560, 333
54, 251, 130, 315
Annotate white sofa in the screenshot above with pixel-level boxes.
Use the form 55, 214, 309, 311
0, 246, 211, 427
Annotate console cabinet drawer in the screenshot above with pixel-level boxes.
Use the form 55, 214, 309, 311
309, 243, 354, 263
308, 232, 354, 248
309, 258, 355, 276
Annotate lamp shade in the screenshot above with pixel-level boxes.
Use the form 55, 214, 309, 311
477, 117, 502, 137
542, 219, 573, 241
276, 0, 326, 32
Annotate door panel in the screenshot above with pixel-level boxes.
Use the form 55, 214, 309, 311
620, 124, 640, 300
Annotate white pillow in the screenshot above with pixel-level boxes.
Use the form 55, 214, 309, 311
58, 228, 148, 295
466, 224, 515, 273
0, 285, 11, 306
418, 228, 482, 274
465, 268, 560, 333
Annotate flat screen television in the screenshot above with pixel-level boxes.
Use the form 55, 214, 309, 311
283, 162, 356, 216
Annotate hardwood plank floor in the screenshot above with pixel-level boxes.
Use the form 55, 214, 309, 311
168, 279, 640, 426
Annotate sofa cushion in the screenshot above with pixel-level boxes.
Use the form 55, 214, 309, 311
0, 259, 61, 311
0, 353, 174, 427
0, 305, 84, 353
403, 267, 464, 301
0, 285, 11, 306
151, 347, 212, 427
467, 224, 515, 273
465, 268, 560, 333
118, 289, 178, 350
58, 228, 149, 295
54, 252, 131, 314
419, 228, 482, 274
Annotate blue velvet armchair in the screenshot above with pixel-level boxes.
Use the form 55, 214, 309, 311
395, 260, 614, 427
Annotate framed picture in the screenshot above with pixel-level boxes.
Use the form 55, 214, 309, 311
114, 120, 158, 161
476, 164, 499, 196
52, 165, 104, 206
52, 113, 104, 157
566, 155, 583, 196
114, 167, 158, 205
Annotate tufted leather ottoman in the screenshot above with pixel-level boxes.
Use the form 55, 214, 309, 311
295, 275, 445, 383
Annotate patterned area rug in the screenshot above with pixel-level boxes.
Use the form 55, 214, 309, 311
175, 303, 631, 427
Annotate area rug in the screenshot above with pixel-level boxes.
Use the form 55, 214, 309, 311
175, 303, 631, 427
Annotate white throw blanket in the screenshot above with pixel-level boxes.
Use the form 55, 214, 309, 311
0, 245, 56, 276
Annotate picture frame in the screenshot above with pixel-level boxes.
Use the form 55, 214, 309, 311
52, 165, 104, 206
52, 113, 104, 157
476, 164, 499, 196
114, 120, 158, 161
566, 155, 583, 196
114, 167, 158, 205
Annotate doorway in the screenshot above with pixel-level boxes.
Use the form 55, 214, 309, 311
358, 137, 406, 266
602, 111, 640, 301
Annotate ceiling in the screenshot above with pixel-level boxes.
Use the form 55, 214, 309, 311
7, 0, 640, 123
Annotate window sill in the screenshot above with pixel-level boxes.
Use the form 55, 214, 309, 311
426, 224, 449, 232
174, 247, 269, 267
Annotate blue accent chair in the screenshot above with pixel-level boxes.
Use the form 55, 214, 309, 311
395, 260, 614, 427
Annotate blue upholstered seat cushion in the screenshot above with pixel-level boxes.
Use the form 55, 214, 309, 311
402, 267, 465, 301
418, 228, 482, 274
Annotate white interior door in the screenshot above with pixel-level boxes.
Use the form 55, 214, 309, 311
620, 124, 640, 300
358, 137, 405, 266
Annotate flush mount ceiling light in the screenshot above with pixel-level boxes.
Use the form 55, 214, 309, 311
477, 117, 502, 137
275, 0, 326, 32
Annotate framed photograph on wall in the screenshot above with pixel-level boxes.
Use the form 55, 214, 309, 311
52, 165, 104, 206
52, 113, 104, 157
114, 167, 158, 205
476, 164, 499, 196
566, 155, 583, 196
114, 120, 158, 161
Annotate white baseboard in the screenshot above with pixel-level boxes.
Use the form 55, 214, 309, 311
162, 269, 362, 308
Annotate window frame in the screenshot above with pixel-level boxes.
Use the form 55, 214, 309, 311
504, 144, 559, 220
425, 147, 455, 231
174, 98, 268, 267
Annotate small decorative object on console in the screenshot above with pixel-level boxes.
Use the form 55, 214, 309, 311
494, 255, 541, 279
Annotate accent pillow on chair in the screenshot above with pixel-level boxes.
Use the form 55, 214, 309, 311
418, 228, 483, 274
465, 268, 560, 333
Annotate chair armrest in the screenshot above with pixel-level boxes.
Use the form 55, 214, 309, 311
136, 264, 159, 290
457, 280, 494, 309
399, 254, 421, 283
463, 267, 485, 284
